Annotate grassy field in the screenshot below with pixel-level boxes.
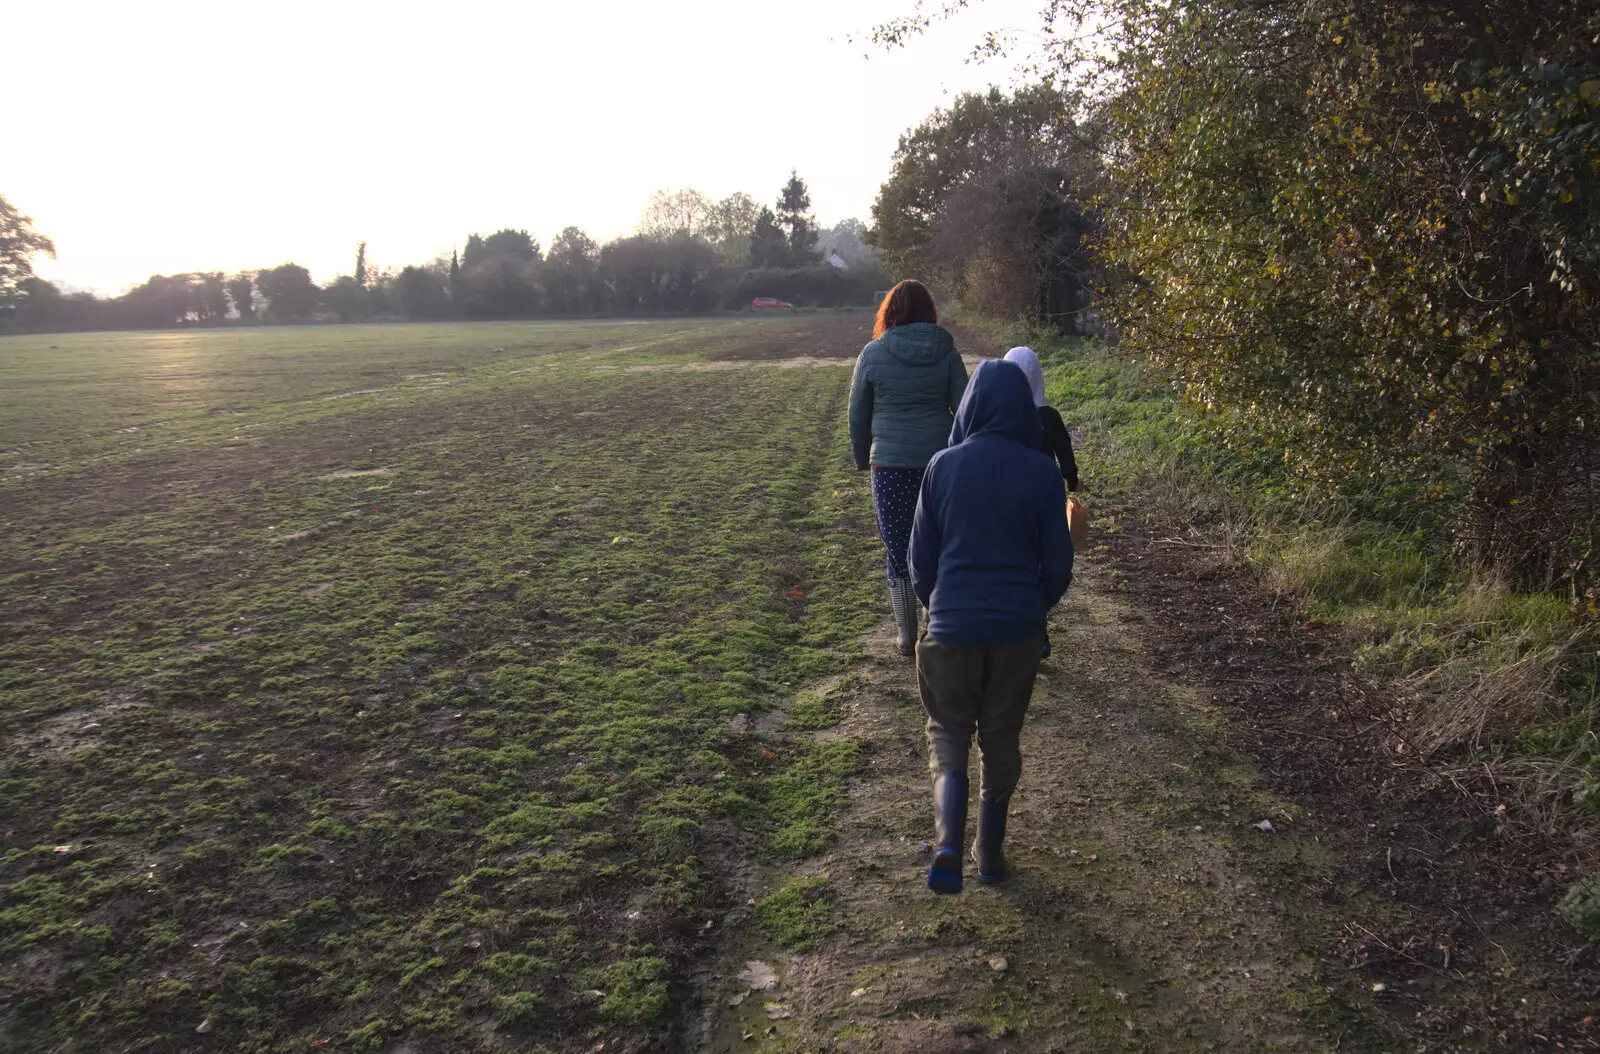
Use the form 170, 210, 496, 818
0, 316, 887, 1051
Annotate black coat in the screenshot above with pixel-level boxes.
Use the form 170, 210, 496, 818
1038, 406, 1080, 492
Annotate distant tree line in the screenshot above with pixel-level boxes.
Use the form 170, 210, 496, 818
0, 172, 890, 333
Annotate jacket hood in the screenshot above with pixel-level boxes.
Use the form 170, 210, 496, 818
949, 359, 1043, 449
878, 322, 956, 366
1003, 346, 1048, 407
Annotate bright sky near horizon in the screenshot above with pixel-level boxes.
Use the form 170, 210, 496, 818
12, 0, 1048, 295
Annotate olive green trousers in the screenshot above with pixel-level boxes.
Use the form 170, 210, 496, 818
914, 633, 1044, 802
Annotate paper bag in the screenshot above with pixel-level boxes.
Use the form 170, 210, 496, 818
1066, 496, 1089, 551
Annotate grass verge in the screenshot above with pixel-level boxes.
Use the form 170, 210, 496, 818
1017, 328, 1599, 924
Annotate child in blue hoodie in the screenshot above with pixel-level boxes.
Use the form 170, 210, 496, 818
909, 359, 1075, 894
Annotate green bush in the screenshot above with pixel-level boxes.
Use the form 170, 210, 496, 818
734, 266, 886, 309
1062, 1, 1600, 589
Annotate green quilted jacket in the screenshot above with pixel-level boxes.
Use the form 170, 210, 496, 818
847, 322, 969, 470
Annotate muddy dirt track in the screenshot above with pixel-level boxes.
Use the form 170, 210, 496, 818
701, 504, 1599, 1052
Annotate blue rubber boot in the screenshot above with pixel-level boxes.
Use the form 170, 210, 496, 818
927, 770, 968, 895
974, 797, 1010, 884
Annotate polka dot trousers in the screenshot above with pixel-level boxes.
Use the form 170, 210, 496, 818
871, 466, 924, 584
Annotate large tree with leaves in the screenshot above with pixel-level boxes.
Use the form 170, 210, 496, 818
870, 83, 1101, 323
637, 188, 715, 241
0, 194, 56, 305
885, 1, 1600, 583
546, 226, 601, 315
226, 272, 255, 321
394, 263, 451, 319
748, 207, 791, 269
255, 262, 318, 319
775, 170, 820, 264
455, 230, 542, 317
708, 192, 761, 266
1078, 1, 1599, 580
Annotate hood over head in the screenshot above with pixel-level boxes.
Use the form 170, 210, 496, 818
1003, 346, 1048, 407
877, 321, 956, 366
949, 359, 1043, 449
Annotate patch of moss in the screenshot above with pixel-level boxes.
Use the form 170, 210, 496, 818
785, 688, 842, 730
586, 956, 669, 1023
757, 876, 839, 951
1558, 876, 1600, 940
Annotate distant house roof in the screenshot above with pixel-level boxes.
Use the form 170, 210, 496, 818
824, 252, 848, 270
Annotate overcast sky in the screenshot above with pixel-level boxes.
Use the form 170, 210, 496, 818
12, 0, 1048, 294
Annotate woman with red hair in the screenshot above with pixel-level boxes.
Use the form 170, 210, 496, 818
847, 281, 969, 655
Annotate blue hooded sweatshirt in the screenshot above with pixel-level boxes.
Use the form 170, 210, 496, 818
909, 359, 1074, 648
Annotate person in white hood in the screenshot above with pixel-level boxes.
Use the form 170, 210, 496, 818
1001, 346, 1081, 661
1003, 346, 1080, 493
